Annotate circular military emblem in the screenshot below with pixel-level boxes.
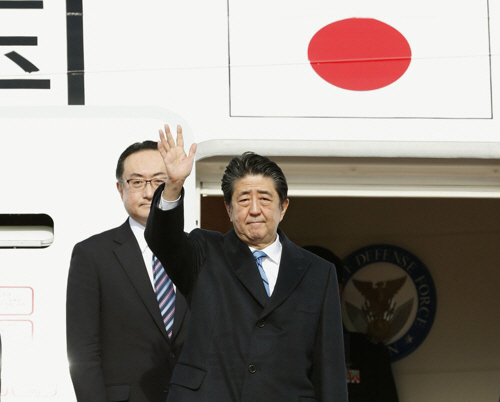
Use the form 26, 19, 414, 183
341, 244, 437, 362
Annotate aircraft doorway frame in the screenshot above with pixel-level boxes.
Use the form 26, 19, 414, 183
195, 139, 500, 227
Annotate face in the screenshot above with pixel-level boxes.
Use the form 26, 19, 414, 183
225, 174, 289, 250
117, 149, 166, 227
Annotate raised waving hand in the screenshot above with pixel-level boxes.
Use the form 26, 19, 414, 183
158, 124, 197, 200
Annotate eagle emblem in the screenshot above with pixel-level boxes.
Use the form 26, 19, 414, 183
345, 276, 413, 342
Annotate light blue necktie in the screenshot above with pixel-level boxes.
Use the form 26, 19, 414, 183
152, 255, 176, 338
253, 250, 270, 296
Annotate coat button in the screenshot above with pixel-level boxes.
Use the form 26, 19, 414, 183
164, 386, 170, 394
248, 364, 257, 373
257, 319, 265, 328
169, 352, 176, 358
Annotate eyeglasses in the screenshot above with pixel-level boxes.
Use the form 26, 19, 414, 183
121, 178, 166, 191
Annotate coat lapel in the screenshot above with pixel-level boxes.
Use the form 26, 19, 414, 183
113, 221, 172, 342
223, 230, 270, 308
170, 291, 188, 342
260, 230, 310, 317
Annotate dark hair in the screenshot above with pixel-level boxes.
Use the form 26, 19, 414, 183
302, 245, 343, 283
115, 141, 158, 181
221, 152, 288, 208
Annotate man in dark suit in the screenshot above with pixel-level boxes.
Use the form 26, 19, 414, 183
145, 125, 347, 402
66, 140, 189, 402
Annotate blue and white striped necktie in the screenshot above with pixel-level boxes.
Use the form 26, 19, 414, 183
253, 250, 270, 296
152, 255, 176, 338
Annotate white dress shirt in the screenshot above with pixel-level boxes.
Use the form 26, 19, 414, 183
249, 236, 282, 295
128, 217, 155, 288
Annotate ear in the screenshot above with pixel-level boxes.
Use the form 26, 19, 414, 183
224, 201, 233, 222
279, 198, 289, 222
117, 181, 124, 199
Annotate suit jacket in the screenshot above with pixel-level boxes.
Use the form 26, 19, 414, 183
66, 220, 189, 402
344, 332, 399, 402
145, 188, 347, 402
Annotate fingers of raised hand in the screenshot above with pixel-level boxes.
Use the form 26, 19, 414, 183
163, 124, 177, 149
158, 129, 170, 155
188, 143, 197, 160
176, 125, 184, 148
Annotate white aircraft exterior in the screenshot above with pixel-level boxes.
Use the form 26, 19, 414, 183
0, 0, 499, 401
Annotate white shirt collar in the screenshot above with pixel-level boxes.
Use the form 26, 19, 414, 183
128, 217, 148, 253
249, 234, 282, 263
127, 217, 157, 289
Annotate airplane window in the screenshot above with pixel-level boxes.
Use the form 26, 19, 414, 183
0, 214, 53, 248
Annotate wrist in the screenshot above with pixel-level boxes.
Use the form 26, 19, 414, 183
161, 180, 184, 201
